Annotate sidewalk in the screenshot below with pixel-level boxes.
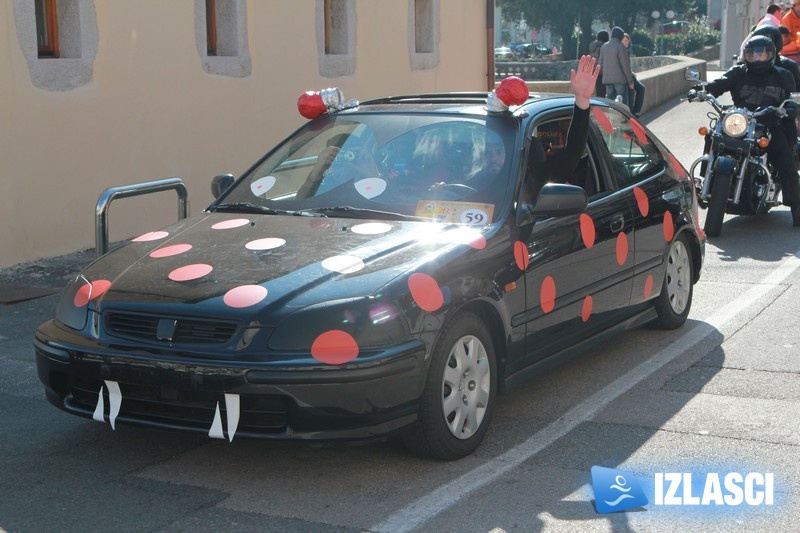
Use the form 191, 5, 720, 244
0, 248, 95, 305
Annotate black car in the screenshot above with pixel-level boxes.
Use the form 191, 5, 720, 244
510, 42, 551, 58
35, 85, 704, 460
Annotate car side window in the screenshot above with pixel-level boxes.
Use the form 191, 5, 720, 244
590, 106, 664, 189
526, 115, 603, 199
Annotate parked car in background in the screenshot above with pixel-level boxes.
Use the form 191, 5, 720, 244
35, 83, 705, 460
662, 20, 690, 34
509, 42, 551, 58
494, 46, 513, 61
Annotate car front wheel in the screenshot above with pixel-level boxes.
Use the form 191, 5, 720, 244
653, 233, 693, 329
403, 312, 496, 460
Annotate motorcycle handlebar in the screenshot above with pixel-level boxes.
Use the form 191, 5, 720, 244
687, 87, 792, 119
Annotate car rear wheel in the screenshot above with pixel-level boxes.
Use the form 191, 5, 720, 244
653, 234, 693, 329
403, 312, 496, 460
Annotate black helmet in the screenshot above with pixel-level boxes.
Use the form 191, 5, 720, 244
743, 35, 776, 75
752, 25, 783, 53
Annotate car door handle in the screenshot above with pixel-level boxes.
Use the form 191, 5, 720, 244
610, 214, 625, 233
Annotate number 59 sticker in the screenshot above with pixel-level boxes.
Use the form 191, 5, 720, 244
460, 208, 489, 225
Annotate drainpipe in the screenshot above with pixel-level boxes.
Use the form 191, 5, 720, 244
487, 0, 495, 91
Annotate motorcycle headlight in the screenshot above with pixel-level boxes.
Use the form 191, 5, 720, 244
721, 113, 748, 137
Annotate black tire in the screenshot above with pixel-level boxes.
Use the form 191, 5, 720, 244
703, 170, 732, 238
653, 234, 694, 330
403, 312, 496, 460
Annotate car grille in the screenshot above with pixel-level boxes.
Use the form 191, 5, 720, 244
105, 312, 238, 344
66, 376, 288, 434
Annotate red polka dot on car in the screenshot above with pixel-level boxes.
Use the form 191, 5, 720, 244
580, 214, 595, 249
633, 186, 649, 217
663, 211, 675, 241
223, 285, 268, 308
668, 153, 687, 178
150, 244, 192, 258
540, 276, 556, 313
644, 275, 654, 298
630, 118, 649, 145
581, 295, 593, 322
246, 238, 286, 250
311, 330, 359, 365
592, 107, 613, 134
132, 231, 169, 242
351, 222, 392, 235
514, 240, 529, 270
408, 273, 444, 312
73, 279, 112, 307
168, 264, 213, 281
321, 255, 365, 274
212, 219, 250, 230
616, 232, 628, 266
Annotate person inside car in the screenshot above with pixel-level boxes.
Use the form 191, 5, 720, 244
526, 54, 600, 199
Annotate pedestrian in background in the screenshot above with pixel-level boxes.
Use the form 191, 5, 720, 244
589, 30, 609, 97
598, 26, 634, 106
622, 32, 646, 117
780, 0, 800, 62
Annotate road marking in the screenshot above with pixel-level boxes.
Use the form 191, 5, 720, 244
372, 251, 800, 533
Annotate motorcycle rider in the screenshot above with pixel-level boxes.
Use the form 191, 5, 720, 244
691, 35, 800, 226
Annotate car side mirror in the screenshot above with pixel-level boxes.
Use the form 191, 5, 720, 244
529, 183, 587, 217
211, 174, 235, 199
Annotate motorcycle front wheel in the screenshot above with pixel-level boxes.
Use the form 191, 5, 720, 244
703, 170, 733, 237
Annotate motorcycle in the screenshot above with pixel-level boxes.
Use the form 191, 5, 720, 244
684, 68, 800, 237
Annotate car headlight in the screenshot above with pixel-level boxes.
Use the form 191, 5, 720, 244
721, 113, 748, 137
54, 276, 91, 330
54, 275, 111, 331
268, 297, 410, 352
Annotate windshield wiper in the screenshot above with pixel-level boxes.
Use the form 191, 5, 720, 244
302, 206, 425, 221
212, 202, 323, 217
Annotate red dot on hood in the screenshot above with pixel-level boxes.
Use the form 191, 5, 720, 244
224, 285, 268, 308
169, 264, 213, 282
311, 330, 359, 364
73, 279, 112, 307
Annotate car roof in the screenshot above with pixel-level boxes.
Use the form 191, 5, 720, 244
350, 92, 580, 115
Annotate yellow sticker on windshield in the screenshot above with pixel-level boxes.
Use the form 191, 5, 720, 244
415, 201, 495, 224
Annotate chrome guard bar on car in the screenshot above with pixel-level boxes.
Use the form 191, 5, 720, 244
95, 177, 189, 257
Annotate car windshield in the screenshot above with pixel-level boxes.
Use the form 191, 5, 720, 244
213, 112, 518, 225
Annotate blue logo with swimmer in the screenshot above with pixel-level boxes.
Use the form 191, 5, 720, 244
591, 466, 649, 514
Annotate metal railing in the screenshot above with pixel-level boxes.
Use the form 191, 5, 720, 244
95, 177, 189, 257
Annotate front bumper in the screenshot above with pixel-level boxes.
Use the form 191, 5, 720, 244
34, 320, 427, 442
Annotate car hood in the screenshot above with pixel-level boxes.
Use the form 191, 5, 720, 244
80, 213, 493, 320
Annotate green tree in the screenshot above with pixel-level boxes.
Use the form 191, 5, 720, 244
496, 0, 702, 59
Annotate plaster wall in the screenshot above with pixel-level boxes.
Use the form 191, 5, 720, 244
0, 0, 487, 267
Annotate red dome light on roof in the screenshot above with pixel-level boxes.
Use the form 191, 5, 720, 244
297, 88, 359, 119
487, 76, 528, 112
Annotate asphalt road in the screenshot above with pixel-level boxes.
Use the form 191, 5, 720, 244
1, 79, 798, 532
